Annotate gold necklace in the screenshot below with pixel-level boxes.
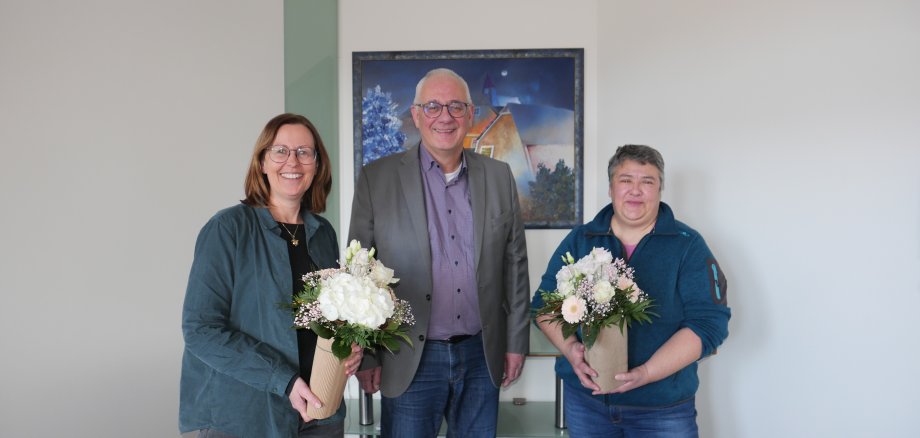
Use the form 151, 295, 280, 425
279, 222, 300, 247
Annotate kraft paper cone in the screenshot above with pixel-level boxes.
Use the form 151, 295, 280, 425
584, 325, 628, 392
305, 336, 347, 420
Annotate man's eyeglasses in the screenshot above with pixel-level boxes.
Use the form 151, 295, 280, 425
264, 145, 317, 165
414, 100, 471, 119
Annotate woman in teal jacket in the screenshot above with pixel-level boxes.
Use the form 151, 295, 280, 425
533, 145, 730, 437
180, 114, 362, 437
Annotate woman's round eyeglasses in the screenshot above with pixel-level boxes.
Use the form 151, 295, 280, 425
265, 145, 317, 165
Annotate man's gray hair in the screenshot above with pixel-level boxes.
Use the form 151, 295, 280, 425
413, 68, 473, 104
607, 144, 665, 190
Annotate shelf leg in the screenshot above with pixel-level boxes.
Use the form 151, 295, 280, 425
555, 374, 566, 429
359, 387, 375, 425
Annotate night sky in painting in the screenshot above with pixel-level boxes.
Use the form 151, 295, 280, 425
359, 57, 576, 116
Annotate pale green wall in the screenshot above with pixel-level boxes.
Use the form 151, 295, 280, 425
285, 0, 340, 233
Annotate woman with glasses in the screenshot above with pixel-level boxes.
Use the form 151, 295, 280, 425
180, 113, 362, 438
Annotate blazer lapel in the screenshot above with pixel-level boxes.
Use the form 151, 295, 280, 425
466, 150, 486, 270
398, 145, 433, 269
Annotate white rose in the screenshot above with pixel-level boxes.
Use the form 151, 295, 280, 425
593, 280, 615, 304
370, 260, 399, 286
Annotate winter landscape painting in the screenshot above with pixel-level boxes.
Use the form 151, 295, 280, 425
352, 48, 584, 229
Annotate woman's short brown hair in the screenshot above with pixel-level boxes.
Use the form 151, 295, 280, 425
241, 113, 332, 212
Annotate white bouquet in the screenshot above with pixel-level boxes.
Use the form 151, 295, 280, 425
536, 247, 655, 392
290, 240, 414, 419
292, 240, 414, 360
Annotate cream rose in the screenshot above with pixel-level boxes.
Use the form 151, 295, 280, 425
593, 280, 615, 304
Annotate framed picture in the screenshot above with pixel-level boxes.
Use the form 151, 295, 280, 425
353, 48, 584, 229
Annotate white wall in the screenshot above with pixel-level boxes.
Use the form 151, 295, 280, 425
0, 1, 284, 437
599, 1, 920, 436
340, 0, 920, 437
2, 0, 918, 437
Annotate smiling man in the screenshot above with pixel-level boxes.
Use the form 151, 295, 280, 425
348, 68, 530, 437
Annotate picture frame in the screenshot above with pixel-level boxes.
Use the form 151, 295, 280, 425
353, 48, 584, 229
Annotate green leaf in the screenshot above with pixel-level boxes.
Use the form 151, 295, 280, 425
393, 331, 412, 345
582, 325, 598, 349
381, 336, 400, 352
310, 322, 334, 339
331, 338, 351, 360
561, 323, 578, 340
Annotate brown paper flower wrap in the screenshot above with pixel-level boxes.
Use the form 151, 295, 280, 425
583, 325, 628, 392
305, 336, 348, 419
535, 248, 656, 391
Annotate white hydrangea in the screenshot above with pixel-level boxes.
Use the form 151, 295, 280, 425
317, 274, 395, 329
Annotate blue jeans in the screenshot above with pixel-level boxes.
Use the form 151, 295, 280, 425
381, 333, 499, 438
563, 379, 699, 438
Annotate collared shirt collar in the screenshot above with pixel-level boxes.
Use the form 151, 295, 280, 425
419, 144, 468, 178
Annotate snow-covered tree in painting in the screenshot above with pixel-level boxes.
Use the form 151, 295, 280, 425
362, 85, 407, 165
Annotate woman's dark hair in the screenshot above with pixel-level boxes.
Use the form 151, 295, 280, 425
607, 144, 665, 190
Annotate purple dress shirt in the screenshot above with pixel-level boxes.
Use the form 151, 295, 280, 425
418, 146, 481, 340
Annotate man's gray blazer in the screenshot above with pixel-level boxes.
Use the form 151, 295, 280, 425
348, 144, 530, 398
